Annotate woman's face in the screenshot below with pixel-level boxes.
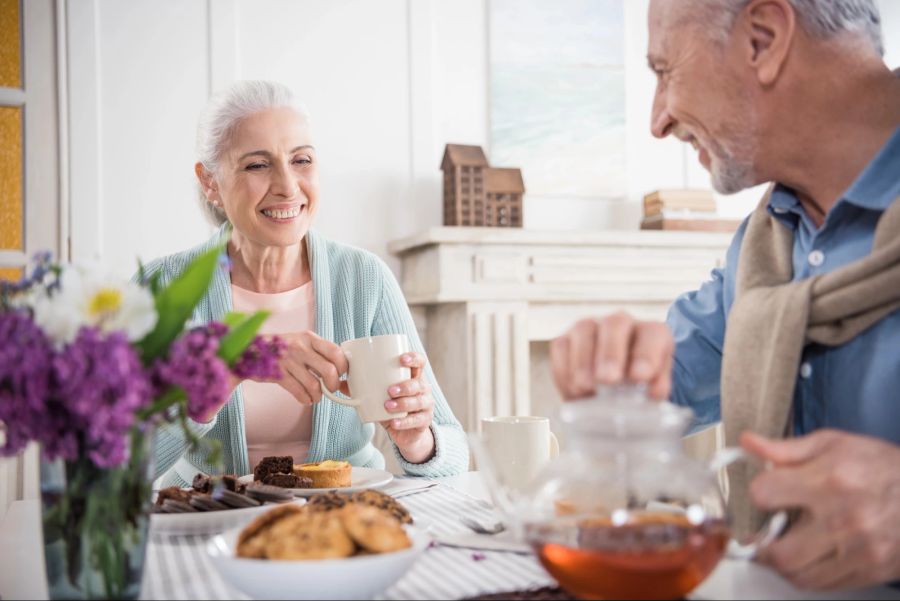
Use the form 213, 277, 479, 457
205, 107, 319, 248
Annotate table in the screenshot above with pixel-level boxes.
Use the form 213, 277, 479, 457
1, 472, 898, 600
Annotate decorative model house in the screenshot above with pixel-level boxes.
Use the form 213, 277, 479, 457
440, 143, 524, 227
484, 167, 524, 227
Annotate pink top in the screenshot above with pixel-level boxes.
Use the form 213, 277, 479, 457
232, 281, 316, 468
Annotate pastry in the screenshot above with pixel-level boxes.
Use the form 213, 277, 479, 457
266, 512, 356, 560
253, 456, 294, 482
350, 489, 413, 524
237, 504, 306, 558
155, 486, 193, 507
261, 472, 313, 489
212, 488, 261, 508
245, 483, 295, 504
305, 491, 349, 513
340, 504, 412, 553
293, 460, 352, 488
189, 495, 230, 512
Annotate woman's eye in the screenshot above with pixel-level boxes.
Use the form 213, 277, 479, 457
246, 163, 267, 171
293, 157, 312, 166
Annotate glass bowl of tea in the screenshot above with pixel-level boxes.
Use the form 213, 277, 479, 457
480, 386, 785, 601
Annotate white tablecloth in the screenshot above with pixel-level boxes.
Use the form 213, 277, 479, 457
2, 473, 898, 600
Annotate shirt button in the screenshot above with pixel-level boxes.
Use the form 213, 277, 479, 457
799, 362, 813, 379
808, 250, 825, 267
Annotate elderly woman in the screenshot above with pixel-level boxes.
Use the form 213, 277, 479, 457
147, 80, 467, 486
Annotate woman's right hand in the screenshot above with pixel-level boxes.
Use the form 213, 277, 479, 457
257, 331, 349, 405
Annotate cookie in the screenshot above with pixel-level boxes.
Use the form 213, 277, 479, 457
192, 474, 212, 493
340, 504, 411, 553
266, 512, 356, 560
221, 474, 246, 494
305, 491, 349, 513
189, 494, 230, 512
350, 489, 413, 525
161, 499, 198, 513
155, 486, 193, 507
245, 483, 294, 504
213, 488, 260, 508
237, 504, 306, 559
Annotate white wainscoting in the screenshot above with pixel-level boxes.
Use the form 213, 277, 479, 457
390, 226, 731, 457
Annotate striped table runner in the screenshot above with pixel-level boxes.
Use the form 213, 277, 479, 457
140, 483, 555, 600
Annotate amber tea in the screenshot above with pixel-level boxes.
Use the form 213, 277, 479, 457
527, 512, 728, 601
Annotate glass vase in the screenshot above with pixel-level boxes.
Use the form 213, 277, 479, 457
40, 426, 156, 600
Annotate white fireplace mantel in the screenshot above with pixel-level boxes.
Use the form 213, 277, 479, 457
389, 227, 732, 433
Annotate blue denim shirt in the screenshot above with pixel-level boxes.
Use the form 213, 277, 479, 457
667, 126, 900, 443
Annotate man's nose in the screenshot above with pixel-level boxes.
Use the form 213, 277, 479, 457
650, 87, 674, 139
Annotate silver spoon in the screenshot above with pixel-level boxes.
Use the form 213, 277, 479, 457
459, 516, 506, 535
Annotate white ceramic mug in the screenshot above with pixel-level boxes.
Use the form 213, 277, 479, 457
318, 334, 411, 423
481, 416, 560, 491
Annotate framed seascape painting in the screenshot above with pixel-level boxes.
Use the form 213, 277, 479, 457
489, 0, 626, 199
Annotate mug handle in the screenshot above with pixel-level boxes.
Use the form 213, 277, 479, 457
549, 432, 560, 459
316, 376, 360, 407
710, 447, 788, 560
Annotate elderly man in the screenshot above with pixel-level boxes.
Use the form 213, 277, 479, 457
551, 0, 900, 591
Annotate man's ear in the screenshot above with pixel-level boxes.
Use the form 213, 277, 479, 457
736, 0, 796, 86
194, 162, 220, 203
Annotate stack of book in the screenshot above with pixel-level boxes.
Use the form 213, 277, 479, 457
640, 189, 740, 232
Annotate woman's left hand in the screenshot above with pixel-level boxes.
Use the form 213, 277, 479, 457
381, 352, 436, 464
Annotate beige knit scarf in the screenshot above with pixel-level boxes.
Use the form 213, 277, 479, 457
721, 188, 900, 536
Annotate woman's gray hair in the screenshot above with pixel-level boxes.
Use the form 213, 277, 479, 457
195, 80, 311, 226
696, 0, 883, 56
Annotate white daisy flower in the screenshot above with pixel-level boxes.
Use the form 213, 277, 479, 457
32, 265, 158, 346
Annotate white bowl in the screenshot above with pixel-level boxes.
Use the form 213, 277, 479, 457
206, 524, 429, 600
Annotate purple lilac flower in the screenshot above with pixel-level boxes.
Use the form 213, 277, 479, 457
50, 327, 152, 467
0, 311, 54, 456
154, 323, 230, 422
232, 335, 285, 380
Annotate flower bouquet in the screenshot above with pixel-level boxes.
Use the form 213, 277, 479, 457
0, 244, 284, 599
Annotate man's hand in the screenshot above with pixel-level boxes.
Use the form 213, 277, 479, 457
743, 430, 900, 590
549, 313, 674, 401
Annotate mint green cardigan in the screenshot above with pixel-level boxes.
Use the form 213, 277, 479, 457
145, 227, 468, 486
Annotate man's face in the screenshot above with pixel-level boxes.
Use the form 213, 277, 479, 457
647, 0, 761, 194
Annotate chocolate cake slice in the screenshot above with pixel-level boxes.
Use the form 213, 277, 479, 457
253, 456, 294, 481
261, 472, 314, 488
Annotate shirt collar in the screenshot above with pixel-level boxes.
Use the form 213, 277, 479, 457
842, 125, 900, 211
767, 125, 900, 221
766, 184, 804, 228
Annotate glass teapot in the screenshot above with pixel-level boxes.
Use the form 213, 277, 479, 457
472, 386, 785, 601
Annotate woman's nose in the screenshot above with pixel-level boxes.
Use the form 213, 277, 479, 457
270, 163, 299, 198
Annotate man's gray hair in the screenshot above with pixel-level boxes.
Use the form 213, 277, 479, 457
700, 0, 883, 56
195, 80, 311, 226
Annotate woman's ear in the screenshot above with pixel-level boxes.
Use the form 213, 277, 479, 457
195, 162, 220, 204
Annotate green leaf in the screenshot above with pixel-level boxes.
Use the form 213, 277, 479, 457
136, 244, 224, 362
222, 311, 248, 327
218, 310, 269, 364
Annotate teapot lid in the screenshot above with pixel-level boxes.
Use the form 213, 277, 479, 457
557, 385, 693, 441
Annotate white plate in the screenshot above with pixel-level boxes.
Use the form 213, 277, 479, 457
151, 498, 306, 535
207, 524, 429, 600
238, 467, 394, 497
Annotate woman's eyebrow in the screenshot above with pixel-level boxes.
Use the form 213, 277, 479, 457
237, 145, 315, 162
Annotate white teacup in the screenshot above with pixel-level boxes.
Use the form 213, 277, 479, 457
481, 416, 559, 491
318, 334, 411, 423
